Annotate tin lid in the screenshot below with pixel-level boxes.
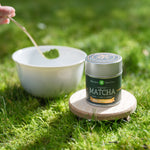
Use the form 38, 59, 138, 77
85, 53, 122, 78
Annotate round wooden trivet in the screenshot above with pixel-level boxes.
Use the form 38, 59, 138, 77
69, 89, 137, 120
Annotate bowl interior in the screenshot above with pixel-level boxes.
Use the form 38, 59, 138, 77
12, 46, 87, 67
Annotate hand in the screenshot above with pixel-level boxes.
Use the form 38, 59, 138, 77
0, 5, 15, 24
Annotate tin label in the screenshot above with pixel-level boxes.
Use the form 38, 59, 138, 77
86, 75, 121, 105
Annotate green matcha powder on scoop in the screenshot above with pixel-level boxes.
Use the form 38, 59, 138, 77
43, 48, 59, 59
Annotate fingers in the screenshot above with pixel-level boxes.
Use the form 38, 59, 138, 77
0, 17, 10, 24
0, 6, 15, 24
0, 6, 15, 17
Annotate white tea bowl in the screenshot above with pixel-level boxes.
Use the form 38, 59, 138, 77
12, 45, 87, 97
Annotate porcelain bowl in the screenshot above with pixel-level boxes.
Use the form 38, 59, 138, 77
12, 45, 87, 97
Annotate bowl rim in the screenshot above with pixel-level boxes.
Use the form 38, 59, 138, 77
12, 45, 87, 68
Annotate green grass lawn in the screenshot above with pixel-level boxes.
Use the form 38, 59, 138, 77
0, 0, 150, 149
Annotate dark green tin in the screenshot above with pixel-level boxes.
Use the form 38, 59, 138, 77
85, 53, 122, 106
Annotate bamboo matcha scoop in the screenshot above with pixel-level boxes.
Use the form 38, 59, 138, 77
8, 17, 59, 59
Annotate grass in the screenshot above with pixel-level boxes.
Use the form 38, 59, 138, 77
0, 0, 150, 149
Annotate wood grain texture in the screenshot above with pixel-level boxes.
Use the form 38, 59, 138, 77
69, 89, 137, 120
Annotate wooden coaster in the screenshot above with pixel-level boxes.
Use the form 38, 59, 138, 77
69, 89, 137, 120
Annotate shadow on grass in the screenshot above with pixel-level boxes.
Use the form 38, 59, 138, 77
0, 84, 128, 149
18, 113, 128, 150
0, 84, 65, 126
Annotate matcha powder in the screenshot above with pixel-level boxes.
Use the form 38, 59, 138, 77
43, 48, 59, 59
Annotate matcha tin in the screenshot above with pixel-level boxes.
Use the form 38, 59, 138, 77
85, 53, 122, 106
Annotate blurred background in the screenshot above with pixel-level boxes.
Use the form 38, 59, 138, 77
1, 0, 150, 89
